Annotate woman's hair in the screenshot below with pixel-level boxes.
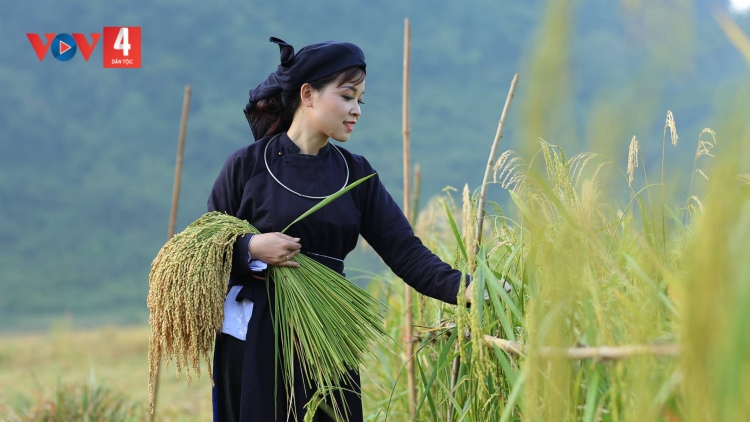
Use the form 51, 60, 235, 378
245, 66, 366, 139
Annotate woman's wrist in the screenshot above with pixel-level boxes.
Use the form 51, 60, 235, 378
247, 234, 256, 259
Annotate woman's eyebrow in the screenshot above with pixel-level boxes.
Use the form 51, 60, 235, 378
341, 85, 365, 95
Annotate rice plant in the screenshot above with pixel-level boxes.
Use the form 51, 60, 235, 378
361, 113, 750, 421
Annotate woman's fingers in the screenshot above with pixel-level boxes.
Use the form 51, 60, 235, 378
275, 233, 300, 267
270, 233, 301, 252
277, 249, 300, 262
249, 233, 302, 266
276, 249, 300, 268
284, 239, 302, 251
275, 233, 301, 242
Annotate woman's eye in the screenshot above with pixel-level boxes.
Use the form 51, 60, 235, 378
343, 95, 364, 105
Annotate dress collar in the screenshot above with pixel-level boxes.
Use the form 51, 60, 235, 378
279, 132, 331, 157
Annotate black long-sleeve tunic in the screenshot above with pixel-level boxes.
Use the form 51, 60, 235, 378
208, 132, 465, 421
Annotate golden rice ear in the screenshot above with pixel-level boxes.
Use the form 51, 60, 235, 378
147, 212, 256, 414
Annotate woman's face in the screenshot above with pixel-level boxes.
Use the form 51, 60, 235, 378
308, 79, 365, 142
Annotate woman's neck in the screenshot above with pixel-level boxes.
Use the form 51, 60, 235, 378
286, 122, 328, 155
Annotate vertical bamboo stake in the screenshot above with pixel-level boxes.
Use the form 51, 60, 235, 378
402, 17, 417, 421
150, 85, 192, 422
168, 85, 192, 239
411, 163, 421, 226
474, 73, 519, 253
402, 20, 412, 230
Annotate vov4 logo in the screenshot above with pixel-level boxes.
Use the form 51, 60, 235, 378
26, 27, 141, 68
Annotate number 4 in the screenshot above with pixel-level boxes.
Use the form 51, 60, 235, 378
114, 28, 131, 56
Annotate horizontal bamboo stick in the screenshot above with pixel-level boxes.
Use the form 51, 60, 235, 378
417, 322, 680, 361
482, 334, 680, 360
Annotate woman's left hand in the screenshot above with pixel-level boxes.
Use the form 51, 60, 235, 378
464, 280, 512, 304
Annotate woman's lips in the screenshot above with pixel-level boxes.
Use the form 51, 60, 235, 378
344, 122, 355, 132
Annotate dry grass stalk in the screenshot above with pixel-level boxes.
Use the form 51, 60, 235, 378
627, 136, 640, 188
665, 110, 679, 146
694, 128, 716, 160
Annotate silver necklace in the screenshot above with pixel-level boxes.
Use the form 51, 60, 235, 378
264, 134, 350, 200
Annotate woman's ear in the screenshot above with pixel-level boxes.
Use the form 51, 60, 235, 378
300, 83, 314, 107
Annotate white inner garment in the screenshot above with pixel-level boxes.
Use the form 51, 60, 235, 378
221, 285, 254, 341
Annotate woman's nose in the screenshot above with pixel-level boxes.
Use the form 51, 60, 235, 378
351, 103, 361, 117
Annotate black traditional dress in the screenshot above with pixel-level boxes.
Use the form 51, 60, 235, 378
208, 132, 466, 422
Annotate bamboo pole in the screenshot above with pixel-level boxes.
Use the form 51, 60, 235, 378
482, 334, 680, 360
415, 327, 680, 360
150, 85, 192, 421
401, 17, 417, 421
474, 73, 519, 254
411, 163, 421, 224
168, 85, 192, 239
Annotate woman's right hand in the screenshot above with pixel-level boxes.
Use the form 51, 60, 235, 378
248, 233, 301, 268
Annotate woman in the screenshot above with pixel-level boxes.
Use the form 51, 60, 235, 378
208, 37, 472, 422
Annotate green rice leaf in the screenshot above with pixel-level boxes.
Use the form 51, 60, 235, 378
282, 173, 376, 234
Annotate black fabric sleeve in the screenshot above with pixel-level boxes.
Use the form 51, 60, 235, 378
208, 153, 243, 216
207, 152, 255, 278
358, 162, 467, 305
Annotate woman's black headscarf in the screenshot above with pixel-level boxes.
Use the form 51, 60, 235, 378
244, 37, 366, 140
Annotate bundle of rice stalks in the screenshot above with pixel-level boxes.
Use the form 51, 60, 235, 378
147, 212, 254, 412
147, 174, 385, 419
274, 256, 387, 418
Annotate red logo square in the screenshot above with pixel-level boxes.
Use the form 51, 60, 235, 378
103, 27, 141, 68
